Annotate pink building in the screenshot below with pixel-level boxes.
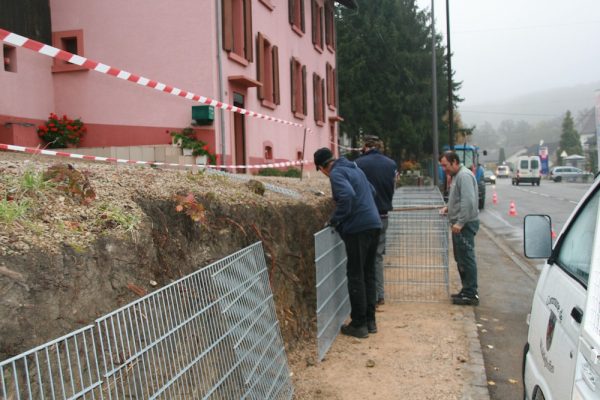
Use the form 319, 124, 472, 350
0, 0, 355, 168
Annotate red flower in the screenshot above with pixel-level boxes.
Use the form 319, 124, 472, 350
48, 123, 55, 127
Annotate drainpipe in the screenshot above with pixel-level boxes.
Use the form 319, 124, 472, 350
215, 0, 226, 167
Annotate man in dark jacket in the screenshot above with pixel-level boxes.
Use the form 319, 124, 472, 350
314, 147, 382, 338
355, 135, 397, 306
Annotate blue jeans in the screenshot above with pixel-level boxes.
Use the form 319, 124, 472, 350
375, 217, 388, 300
342, 228, 380, 326
451, 220, 479, 297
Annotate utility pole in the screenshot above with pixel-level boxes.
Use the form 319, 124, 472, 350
446, 0, 454, 148
432, 0, 439, 187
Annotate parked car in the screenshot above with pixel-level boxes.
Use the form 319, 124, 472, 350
550, 166, 592, 182
496, 165, 511, 178
483, 170, 496, 185
512, 156, 541, 186
522, 175, 600, 399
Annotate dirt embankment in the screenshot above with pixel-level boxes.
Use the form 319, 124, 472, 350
0, 152, 332, 360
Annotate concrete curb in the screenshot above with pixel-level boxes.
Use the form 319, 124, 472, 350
461, 307, 490, 399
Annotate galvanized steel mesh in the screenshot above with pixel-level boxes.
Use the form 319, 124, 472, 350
0, 242, 293, 400
314, 228, 350, 362
385, 187, 449, 302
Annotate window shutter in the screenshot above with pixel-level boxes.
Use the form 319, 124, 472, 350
256, 33, 265, 100
291, 59, 297, 113
244, 0, 253, 61
321, 77, 325, 121
311, 0, 317, 45
320, 6, 324, 49
313, 73, 318, 122
326, 63, 332, 106
273, 46, 280, 104
300, 0, 305, 32
288, 0, 294, 25
302, 65, 307, 115
222, 0, 233, 51
333, 68, 337, 106
331, 9, 335, 49
324, 3, 330, 47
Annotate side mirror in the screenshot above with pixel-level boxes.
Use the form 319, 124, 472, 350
523, 215, 553, 258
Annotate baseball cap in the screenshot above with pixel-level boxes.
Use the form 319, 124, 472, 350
313, 147, 334, 171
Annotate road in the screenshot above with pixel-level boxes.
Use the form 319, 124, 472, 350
475, 177, 593, 399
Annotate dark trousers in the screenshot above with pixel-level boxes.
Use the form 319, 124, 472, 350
451, 220, 479, 297
342, 228, 380, 327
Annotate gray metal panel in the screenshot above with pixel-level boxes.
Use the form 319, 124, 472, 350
314, 228, 350, 361
0, 242, 293, 400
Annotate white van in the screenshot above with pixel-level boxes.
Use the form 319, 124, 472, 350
513, 156, 541, 186
523, 175, 600, 399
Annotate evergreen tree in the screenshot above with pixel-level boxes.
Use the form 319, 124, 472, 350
557, 110, 583, 164
498, 148, 506, 164
336, 0, 459, 164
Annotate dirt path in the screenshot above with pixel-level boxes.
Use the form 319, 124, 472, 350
290, 302, 478, 399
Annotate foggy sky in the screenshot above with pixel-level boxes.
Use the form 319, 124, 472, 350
415, 0, 600, 107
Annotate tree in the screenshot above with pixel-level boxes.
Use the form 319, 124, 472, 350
498, 148, 506, 164
557, 110, 583, 164
336, 0, 459, 165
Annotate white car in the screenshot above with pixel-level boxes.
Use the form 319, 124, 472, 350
496, 165, 511, 178
550, 166, 592, 183
523, 175, 600, 399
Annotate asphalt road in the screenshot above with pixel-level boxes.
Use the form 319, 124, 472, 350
474, 177, 593, 399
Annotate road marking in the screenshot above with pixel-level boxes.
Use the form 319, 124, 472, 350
540, 193, 549, 197
486, 209, 514, 229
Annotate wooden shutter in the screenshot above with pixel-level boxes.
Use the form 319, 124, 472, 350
273, 46, 280, 104
288, 0, 294, 25
291, 59, 297, 113
326, 63, 332, 106
311, 0, 317, 44
302, 65, 307, 115
256, 33, 265, 99
313, 73, 318, 122
244, 0, 253, 61
333, 68, 337, 106
321, 77, 325, 121
300, 0, 305, 32
222, 0, 233, 51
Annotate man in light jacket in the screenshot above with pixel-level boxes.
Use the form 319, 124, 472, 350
439, 151, 480, 306
314, 147, 382, 338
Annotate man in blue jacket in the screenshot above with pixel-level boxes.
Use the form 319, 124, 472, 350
314, 147, 382, 338
355, 135, 397, 306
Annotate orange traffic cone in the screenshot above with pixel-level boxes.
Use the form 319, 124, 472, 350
492, 192, 498, 205
508, 201, 518, 217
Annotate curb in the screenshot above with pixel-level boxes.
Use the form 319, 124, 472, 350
461, 307, 490, 399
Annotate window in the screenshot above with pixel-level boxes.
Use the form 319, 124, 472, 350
555, 187, 599, 286
289, 0, 305, 35
311, 0, 324, 51
297, 151, 303, 160
264, 145, 273, 160
326, 62, 337, 109
256, 33, 280, 109
324, 1, 335, 51
313, 73, 325, 124
3, 45, 16, 72
290, 57, 307, 118
223, 0, 253, 65
52, 30, 86, 73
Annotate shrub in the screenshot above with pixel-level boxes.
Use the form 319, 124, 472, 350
37, 113, 87, 148
169, 127, 216, 164
257, 168, 301, 177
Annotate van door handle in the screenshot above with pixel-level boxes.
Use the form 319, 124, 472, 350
571, 307, 583, 324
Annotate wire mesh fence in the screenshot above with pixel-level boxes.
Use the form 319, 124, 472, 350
0, 242, 293, 400
314, 227, 350, 362
385, 187, 449, 302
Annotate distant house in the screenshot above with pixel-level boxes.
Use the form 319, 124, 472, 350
1, 0, 355, 168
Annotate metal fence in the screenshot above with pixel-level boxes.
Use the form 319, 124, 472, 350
0, 242, 293, 400
314, 228, 350, 362
385, 187, 449, 302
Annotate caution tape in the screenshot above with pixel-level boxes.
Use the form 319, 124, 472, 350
0, 143, 309, 170
0, 28, 305, 130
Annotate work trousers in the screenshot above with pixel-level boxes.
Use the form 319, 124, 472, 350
375, 217, 388, 300
451, 220, 479, 297
341, 228, 380, 327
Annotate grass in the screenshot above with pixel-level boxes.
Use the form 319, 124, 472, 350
19, 168, 53, 197
98, 203, 140, 233
0, 198, 30, 224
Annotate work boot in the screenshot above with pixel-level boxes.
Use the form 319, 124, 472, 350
341, 324, 368, 338
450, 290, 465, 299
452, 294, 479, 306
367, 320, 378, 334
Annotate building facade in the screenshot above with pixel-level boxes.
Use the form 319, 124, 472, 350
0, 0, 353, 168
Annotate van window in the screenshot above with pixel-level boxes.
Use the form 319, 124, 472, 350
530, 159, 539, 169
555, 188, 600, 285
520, 160, 528, 169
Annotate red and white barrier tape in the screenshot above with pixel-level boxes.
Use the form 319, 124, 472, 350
0, 143, 309, 170
0, 28, 305, 130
